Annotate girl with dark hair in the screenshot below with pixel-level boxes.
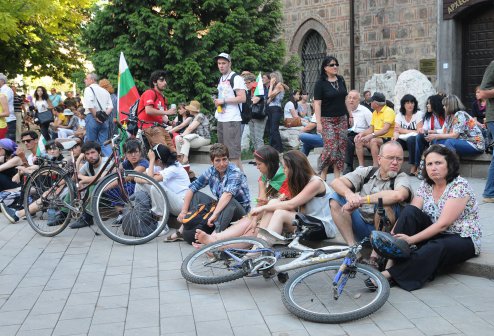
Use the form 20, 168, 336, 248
194, 145, 290, 245
392, 94, 423, 176
148, 144, 191, 242
314, 55, 348, 179
168, 103, 193, 140
374, 145, 482, 291
122, 138, 149, 173
283, 89, 301, 127
414, 95, 446, 174
471, 86, 486, 123
33, 86, 53, 140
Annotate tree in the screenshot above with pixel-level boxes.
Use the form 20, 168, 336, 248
81, 0, 299, 111
0, 0, 94, 81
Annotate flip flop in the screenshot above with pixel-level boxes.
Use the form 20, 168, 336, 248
164, 231, 184, 242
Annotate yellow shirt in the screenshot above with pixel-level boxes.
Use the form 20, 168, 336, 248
56, 113, 67, 126
0, 93, 7, 129
371, 105, 395, 138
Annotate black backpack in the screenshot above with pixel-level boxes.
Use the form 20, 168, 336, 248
229, 73, 252, 124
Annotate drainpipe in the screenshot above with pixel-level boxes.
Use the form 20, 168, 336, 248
350, 0, 355, 89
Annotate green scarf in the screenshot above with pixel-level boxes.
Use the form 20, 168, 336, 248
262, 166, 286, 191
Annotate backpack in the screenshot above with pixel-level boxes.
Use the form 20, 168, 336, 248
125, 90, 158, 136
229, 73, 252, 124
121, 191, 158, 237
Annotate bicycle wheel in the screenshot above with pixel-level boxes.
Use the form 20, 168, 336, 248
282, 261, 390, 323
24, 166, 75, 237
92, 170, 169, 245
181, 237, 271, 285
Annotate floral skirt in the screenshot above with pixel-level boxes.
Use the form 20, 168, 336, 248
319, 116, 348, 172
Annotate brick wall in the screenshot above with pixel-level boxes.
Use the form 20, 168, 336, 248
282, 0, 438, 92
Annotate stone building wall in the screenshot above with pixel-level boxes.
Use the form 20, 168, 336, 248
282, 0, 439, 92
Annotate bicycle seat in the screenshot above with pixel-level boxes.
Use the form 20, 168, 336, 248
292, 213, 324, 231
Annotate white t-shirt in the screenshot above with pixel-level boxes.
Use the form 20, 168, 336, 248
0, 84, 15, 121
158, 163, 190, 197
284, 101, 297, 119
79, 156, 110, 176
215, 72, 246, 123
350, 104, 373, 133
395, 111, 423, 131
83, 84, 113, 112
34, 100, 50, 113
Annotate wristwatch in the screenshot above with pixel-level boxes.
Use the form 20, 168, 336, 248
371, 132, 376, 137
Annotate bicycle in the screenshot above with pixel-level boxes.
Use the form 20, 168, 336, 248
181, 216, 389, 323
23, 123, 170, 245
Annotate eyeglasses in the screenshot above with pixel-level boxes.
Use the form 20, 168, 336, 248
22, 139, 34, 143
381, 155, 404, 163
326, 63, 339, 67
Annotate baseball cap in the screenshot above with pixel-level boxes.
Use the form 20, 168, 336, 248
63, 109, 74, 116
214, 53, 231, 62
0, 138, 17, 152
371, 92, 386, 104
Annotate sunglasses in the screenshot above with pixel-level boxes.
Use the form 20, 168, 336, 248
327, 63, 339, 67
22, 139, 34, 143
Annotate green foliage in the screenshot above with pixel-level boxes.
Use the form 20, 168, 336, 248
0, 0, 94, 81
81, 0, 296, 113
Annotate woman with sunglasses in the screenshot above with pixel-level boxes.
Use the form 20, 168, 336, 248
314, 56, 348, 180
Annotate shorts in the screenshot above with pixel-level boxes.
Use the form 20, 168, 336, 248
217, 121, 241, 159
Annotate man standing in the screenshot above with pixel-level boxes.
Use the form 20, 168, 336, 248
0, 73, 15, 141
137, 70, 177, 151
83, 73, 113, 157
344, 90, 373, 173
329, 141, 412, 246
49, 88, 62, 107
64, 91, 78, 109
11, 86, 24, 143
213, 53, 246, 171
354, 92, 396, 167
479, 60, 494, 202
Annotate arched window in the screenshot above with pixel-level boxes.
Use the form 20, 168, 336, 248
301, 30, 327, 97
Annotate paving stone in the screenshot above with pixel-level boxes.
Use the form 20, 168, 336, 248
160, 302, 193, 318
196, 319, 233, 336
60, 304, 96, 320
65, 291, 100, 306
18, 312, 59, 331
0, 324, 20, 336
384, 329, 426, 336
300, 320, 347, 336
92, 307, 127, 325
192, 303, 228, 323
342, 322, 387, 335
160, 315, 196, 334
453, 320, 494, 336
232, 324, 272, 336
0, 309, 29, 326
263, 314, 305, 333
125, 299, 159, 329
96, 295, 129, 310
124, 326, 159, 336
227, 309, 265, 327
88, 322, 125, 336
410, 316, 460, 336
52, 318, 92, 336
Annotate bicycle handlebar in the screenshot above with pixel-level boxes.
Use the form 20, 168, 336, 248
120, 111, 169, 129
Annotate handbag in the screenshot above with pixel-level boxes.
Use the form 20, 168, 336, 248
89, 87, 110, 123
35, 110, 54, 125
251, 103, 266, 120
284, 117, 302, 128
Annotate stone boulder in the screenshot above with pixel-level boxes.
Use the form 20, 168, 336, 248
280, 126, 303, 151
364, 71, 397, 102
393, 70, 436, 113
241, 124, 251, 151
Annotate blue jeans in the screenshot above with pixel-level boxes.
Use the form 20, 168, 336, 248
483, 122, 494, 198
85, 114, 112, 157
299, 132, 323, 156
415, 133, 429, 166
431, 138, 483, 156
329, 192, 403, 242
268, 106, 283, 152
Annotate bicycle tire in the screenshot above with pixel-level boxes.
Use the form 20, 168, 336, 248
92, 170, 169, 245
181, 237, 270, 285
281, 261, 390, 323
24, 166, 75, 237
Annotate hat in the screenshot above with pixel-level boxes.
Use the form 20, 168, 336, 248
63, 109, 74, 116
214, 53, 231, 62
371, 92, 386, 105
185, 100, 201, 113
0, 138, 17, 152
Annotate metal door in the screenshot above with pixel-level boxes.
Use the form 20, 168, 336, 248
301, 31, 327, 97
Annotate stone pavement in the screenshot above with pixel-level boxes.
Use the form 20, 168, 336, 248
0, 154, 493, 336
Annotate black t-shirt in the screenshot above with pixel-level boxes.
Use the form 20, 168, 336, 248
313, 75, 348, 118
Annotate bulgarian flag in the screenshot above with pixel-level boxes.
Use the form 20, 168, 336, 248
36, 134, 47, 156
117, 52, 140, 121
253, 72, 264, 96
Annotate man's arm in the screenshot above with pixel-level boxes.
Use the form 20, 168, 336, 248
478, 88, 494, 99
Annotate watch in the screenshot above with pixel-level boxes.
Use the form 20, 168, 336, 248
371, 132, 376, 137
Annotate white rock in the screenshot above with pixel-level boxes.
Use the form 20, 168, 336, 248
241, 124, 251, 151
364, 71, 397, 103
280, 126, 303, 150
393, 70, 436, 114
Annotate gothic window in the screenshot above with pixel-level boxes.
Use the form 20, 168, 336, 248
301, 30, 327, 97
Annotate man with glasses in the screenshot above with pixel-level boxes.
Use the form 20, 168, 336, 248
329, 141, 412, 246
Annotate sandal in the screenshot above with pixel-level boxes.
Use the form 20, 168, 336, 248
164, 231, 184, 242
364, 277, 378, 292
361, 256, 379, 269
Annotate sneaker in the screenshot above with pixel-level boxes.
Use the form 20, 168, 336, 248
483, 197, 494, 203
69, 213, 93, 229
0, 203, 19, 223
47, 211, 68, 227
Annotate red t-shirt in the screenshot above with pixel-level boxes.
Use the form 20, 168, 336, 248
137, 89, 167, 129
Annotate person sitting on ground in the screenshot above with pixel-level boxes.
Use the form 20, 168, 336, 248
391, 94, 423, 176
121, 138, 148, 173
144, 144, 192, 242
354, 92, 396, 167
194, 145, 290, 245
376, 145, 482, 291
11, 131, 41, 184
0, 139, 21, 192
49, 106, 67, 139
175, 100, 211, 165
0, 140, 66, 224
283, 89, 302, 127
426, 94, 485, 156
249, 150, 337, 243
298, 114, 323, 156
329, 141, 413, 248
57, 109, 79, 139
344, 90, 372, 174
177, 143, 250, 244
